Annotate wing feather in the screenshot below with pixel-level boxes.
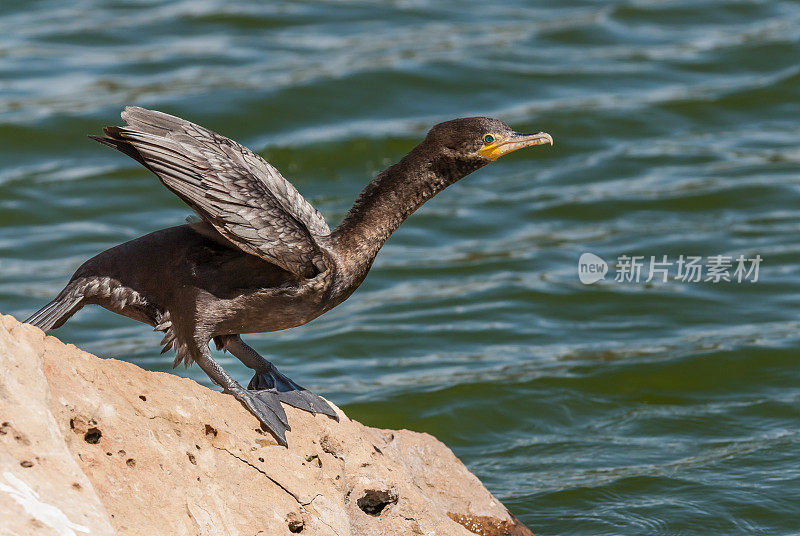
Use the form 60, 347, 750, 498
95, 107, 330, 277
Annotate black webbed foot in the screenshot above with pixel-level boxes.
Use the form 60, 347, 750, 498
227, 386, 291, 447
248, 365, 339, 421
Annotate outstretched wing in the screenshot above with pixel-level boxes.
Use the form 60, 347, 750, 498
91, 106, 330, 278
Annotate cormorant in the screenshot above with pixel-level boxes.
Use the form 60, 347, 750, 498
25, 107, 552, 446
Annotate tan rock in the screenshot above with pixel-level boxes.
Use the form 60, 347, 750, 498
0, 314, 533, 536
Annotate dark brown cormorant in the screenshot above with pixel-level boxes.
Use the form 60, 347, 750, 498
25, 107, 552, 446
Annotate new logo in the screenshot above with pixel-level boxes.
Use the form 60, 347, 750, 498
578, 252, 608, 285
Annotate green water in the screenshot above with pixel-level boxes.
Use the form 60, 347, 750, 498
2, 1, 800, 533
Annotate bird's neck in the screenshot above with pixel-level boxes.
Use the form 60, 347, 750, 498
328, 144, 484, 288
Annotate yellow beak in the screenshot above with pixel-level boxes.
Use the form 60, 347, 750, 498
478, 132, 553, 160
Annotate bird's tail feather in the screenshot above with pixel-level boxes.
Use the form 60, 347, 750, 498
24, 294, 83, 331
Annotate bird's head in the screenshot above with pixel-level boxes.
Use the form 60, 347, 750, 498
334, 116, 553, 261
424, 117, 553, 167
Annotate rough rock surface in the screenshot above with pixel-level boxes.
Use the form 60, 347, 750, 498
0, 314, 533, 536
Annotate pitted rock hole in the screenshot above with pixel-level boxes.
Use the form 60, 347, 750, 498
286, 513, 304, 533
84, 427, 102, 444
1, 422, 30, 445
357, 488, 398, 516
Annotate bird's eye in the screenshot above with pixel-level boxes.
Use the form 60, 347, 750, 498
483, 134, 495, 144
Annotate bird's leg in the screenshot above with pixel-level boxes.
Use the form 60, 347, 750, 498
191, 341, 291, 446
222, 335, 339, 421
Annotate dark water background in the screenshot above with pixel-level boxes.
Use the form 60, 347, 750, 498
2, 1, 800, 534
